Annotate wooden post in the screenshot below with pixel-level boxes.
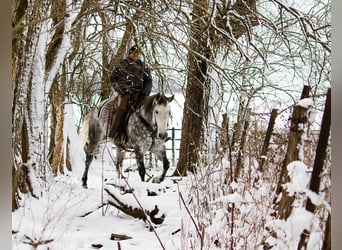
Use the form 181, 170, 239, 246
259, 108, 278, 172
234, 108, 251, 180
274, 85, 311, 219
297, 88, 331, 249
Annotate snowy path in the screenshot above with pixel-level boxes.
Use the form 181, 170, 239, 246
12, 147, 184, 250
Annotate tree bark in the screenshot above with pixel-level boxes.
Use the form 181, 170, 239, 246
12, 0, 50, 207
47, 0, 67, 173
322, 212, 331, 250
12, 0, 75, 209
173, 0, 210, 176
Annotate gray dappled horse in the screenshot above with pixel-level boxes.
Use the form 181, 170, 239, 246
79, 93, 174, 188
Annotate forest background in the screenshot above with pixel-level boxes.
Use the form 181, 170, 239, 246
4, 1, 340, 249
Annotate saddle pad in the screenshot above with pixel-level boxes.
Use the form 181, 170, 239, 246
97, 99, 115, 125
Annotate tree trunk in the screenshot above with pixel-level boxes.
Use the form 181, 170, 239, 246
47, 0, 69, 175
51, 69, 66, 175
12, 0, 75, 209
322, 212, 331, 250
174, 0, 258, 176
174, 0, 210, 176
12, 0, 51, 206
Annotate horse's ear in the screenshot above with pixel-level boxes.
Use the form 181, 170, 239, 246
152, 93, 161, 106
167, 94, 174, 102
155, 93, 161, 102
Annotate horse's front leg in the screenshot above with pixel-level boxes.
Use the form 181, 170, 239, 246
116, 146, 125, 179
135, 149, 146, 181
152, 149, 170, 183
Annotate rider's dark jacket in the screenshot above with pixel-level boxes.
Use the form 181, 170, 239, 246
110, 56, 152, 96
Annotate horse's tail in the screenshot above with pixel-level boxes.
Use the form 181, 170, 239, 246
79, 108, 106, 151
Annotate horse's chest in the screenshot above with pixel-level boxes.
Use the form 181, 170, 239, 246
127, 116, 153, 145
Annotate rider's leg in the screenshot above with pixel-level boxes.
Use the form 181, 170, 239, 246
109, 95, 128, 140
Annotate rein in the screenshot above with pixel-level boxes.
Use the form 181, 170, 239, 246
134, 106, 157, 145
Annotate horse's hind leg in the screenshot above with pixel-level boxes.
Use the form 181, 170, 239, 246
82, 151, 94, 188
81, 118, 104, 188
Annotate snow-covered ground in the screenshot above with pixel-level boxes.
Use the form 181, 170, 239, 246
12, 92, 330, 249
12, 142, 187, 249
12, 93, 188, 250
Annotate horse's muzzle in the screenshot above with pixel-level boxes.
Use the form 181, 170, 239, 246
158, 132, 168, 140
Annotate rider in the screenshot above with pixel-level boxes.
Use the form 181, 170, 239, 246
109, 45, 152, 143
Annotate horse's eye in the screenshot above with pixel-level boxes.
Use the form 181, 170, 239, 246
155, 110, 159, 115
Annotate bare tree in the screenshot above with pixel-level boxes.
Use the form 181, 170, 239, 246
174, 0, 259, 176
12, 0, 76, 209
12, 0, 52, 209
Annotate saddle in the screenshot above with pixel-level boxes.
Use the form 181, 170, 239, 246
97, 95, 143, 142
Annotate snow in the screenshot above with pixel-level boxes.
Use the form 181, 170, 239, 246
12, 87, 329, 249
285, 161, 311, 196
12, 0, 330, 247
12, 93, 329, 249
12, 147, 184, 250
12, 92, 188, 249
297, 98, 314, 109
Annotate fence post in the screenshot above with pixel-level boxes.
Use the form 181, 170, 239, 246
297, 88, 331, 249
258, 108, 278, 172
274, 85, 311, 219
234, 108, 251, 180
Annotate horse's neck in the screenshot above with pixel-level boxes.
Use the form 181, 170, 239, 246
138, 105, 153, 125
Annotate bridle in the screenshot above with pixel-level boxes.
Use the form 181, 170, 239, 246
135, 105, 158, 142
133, 95, 171, 148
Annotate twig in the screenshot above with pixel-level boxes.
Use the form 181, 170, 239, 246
178, 189, 202, 238
79, 204, 107, 217
23, 235, 54, 248
172, 228, 181, 235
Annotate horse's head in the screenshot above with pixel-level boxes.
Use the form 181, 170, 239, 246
151, 93, 174, 140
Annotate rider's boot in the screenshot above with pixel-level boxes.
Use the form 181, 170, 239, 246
109, 109, 126, 145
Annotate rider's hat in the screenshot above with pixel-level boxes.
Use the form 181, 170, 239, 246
129, 45, 142, 54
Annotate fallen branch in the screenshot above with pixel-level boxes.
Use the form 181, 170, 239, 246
104, 187, 165, 225
110, 233, 132, 241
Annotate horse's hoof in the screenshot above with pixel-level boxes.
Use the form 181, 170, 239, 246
82, 184, 88, 189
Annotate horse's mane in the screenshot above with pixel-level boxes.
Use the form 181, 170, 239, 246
142, 93, 169, 114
